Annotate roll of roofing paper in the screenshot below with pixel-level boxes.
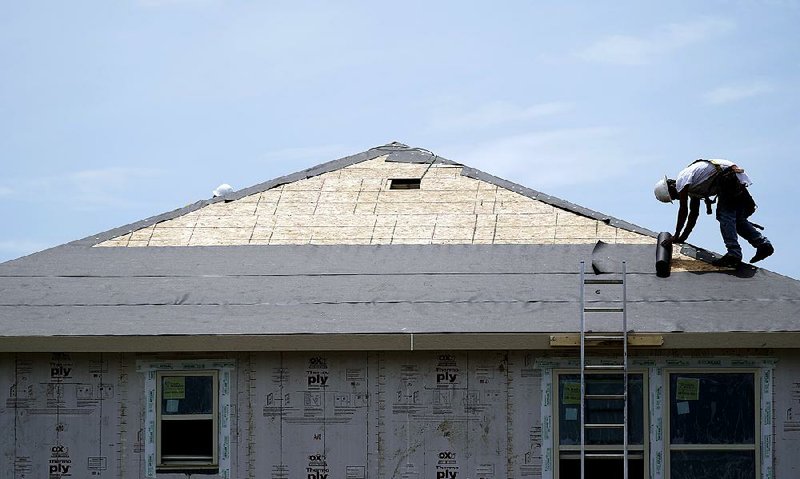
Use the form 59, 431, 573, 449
656, 232, 673, 278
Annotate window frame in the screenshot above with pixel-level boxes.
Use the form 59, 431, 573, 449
664, 368, 760, 479
155, 369, 220, 472
553, 368, 650, 479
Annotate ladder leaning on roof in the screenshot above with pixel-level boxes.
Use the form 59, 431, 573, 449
579, 260, 629, 479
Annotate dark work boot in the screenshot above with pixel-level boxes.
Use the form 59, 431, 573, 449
712, 253, 742, 268
750, 243, 774, 263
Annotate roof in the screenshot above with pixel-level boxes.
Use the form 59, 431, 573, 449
90, 142, 660, 247
2, 143, 799, 351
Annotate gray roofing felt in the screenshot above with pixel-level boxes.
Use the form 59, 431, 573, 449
1, 244, 799, 339
1, 143, 799, 345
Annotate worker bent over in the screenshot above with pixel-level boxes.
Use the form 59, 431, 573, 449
654, 159, 774, 268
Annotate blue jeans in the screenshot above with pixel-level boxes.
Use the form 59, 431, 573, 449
716, 193, 769, 259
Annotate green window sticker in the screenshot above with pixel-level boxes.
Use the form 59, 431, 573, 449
675, 377, 699, 401
163, 377, 186, 400
562, 382, 581, 405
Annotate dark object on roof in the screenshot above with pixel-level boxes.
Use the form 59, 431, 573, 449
656, 232, 673, 278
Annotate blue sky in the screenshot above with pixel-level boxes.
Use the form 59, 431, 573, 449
1, 0, 798, 278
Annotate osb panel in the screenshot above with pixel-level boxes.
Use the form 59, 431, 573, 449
96, 155, 710, 262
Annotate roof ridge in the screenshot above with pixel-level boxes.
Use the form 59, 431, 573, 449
52, 142, 655, 249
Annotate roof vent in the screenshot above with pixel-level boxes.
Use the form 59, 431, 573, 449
213, 183, 235, 198
389, 178, 421, 190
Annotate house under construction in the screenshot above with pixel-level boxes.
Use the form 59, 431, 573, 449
1, 143, 799, 479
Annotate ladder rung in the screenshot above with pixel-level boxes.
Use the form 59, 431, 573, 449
583, 334, 625, 341
584, 279, 624, 285
584, 307, 625, 313
562, 453, 643, 460
584, 453, 628, 458
585, 394, 626, 400
584, 423, 625, 428
584, 364, 625, 370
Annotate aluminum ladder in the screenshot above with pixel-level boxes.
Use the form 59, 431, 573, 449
579, 260, 628, 479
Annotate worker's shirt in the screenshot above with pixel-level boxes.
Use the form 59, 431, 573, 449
675, 159, 753, 199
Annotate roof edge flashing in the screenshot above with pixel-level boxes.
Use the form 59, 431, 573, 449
2, 331, 800, 352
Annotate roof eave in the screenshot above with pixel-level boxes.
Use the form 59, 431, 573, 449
2, 331, 799, 352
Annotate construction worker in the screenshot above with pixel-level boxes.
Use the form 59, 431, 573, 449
654, 159, 774, 267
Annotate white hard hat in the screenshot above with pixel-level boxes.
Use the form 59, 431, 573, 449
654, 176, 673, 203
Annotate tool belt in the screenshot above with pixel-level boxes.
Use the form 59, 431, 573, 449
691, 159, 757, 218
715, 168, 757, 218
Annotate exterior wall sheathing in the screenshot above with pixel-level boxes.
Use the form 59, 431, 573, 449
1, 350, 796, 478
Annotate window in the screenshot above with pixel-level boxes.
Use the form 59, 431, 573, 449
666, 371, 758, 479
388, 178, 421, 190
555, 371, 648, 479
156, 370, 219, 471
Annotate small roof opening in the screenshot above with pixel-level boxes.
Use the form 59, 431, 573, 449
389, 178, 421, 190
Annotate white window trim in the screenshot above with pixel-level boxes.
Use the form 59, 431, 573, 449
552, 368, 650, 479
156, 370, 220, 470
663, 368, 760, 479
138, 359, 235, 479
536, 357, 775, 479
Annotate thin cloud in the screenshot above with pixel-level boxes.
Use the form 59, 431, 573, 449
429, 101, 572, 132
5, 167, 163, 210
136, 0, 216, 7
0, 240, 54, 257
66, 167, 163, 208
260, 144, 353, 164
440, 127, 643, 190
579, 18, 735, 65
580, 35, 651, 66
704, 82, 773, 104
0, 186, 13, 196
